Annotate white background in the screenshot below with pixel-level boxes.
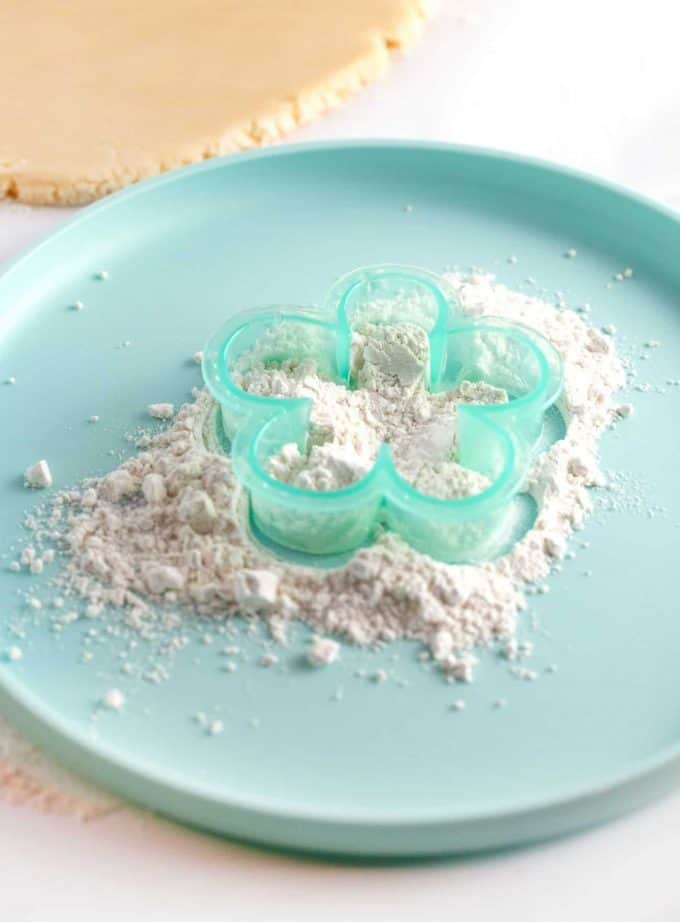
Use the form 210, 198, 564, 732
2, 1, 680, 917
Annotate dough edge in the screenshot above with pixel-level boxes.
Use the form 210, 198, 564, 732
0, 0, 436, 206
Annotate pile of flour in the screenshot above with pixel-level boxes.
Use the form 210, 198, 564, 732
14, 273, 628, 680
234, 319, 504, 497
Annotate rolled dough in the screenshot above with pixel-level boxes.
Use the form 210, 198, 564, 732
0, 0, 434, 205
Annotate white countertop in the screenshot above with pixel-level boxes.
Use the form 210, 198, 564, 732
2, 1, 680, 917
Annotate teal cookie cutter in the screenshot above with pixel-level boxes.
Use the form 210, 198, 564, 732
202, 265, 563, 563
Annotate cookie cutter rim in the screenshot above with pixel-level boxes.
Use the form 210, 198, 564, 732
202, 264, 563, 557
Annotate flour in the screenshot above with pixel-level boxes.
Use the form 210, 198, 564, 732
101, 688, 125, 710
307, 637, 340, 666
147, 402, 174, 420
236, 320, 501, 498
12, 273, 627, 685
25, 460, 52, 489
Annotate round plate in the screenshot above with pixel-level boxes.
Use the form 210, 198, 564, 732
1, 142, 679, 857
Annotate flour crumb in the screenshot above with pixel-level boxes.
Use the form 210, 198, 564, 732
141, 473, 166, 504
102, 688, 125, 710
147, 403, 175, 420
439, 652, 478, 683
233, 570, 279, 611
178, 490, 216, 534
6, 646, 23, 662
25, 460, 52, 489
307, 637, 340, 666
18, 269, 627, 687
98, 469, 135, 502
615, 403, 634, 418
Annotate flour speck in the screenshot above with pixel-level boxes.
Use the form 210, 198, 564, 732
102, 688, 125, 710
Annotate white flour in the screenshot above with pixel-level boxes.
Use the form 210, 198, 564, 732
11, 273, 628, 682
236, 319, 501, 496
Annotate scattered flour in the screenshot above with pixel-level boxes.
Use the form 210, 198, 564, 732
147, 402, 174, 420
307, 637, 340, 666
11, 273, 628, 685
24, 460, 52, 489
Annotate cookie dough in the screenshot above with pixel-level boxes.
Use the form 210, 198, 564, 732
0, 0, 434, 205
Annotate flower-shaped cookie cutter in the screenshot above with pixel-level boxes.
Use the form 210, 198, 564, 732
202, 265, 563, 563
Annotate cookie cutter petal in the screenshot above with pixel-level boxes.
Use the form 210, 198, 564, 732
202, 265, 563, 563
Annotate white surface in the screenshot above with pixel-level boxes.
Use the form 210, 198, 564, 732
2, 0, 680, 916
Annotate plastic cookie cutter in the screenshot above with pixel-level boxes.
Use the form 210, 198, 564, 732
202, 265, 563, 563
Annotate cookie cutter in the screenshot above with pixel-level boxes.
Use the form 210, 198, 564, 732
202, 265, 563, 563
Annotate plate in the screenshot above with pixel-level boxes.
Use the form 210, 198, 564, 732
1, 142, 679, 857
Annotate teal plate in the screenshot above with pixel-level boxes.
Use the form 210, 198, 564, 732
1, 142, 679, 857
